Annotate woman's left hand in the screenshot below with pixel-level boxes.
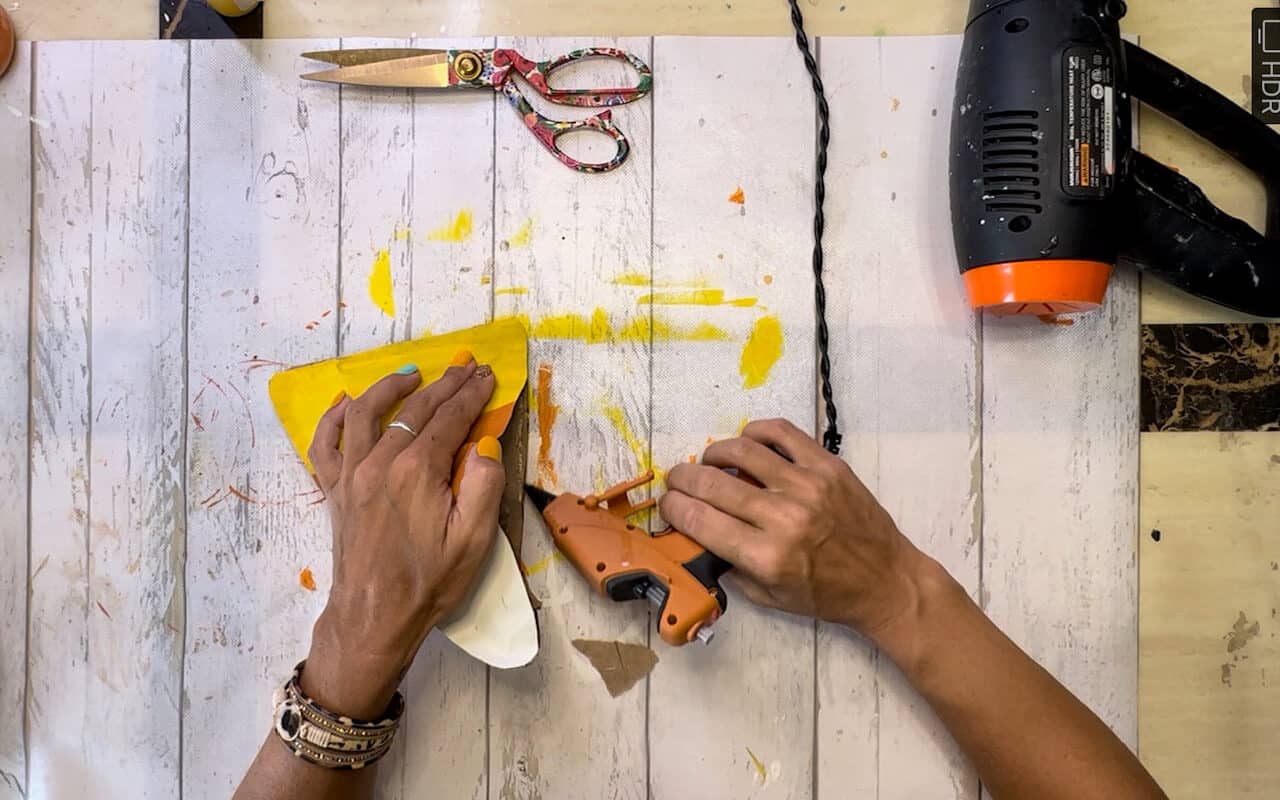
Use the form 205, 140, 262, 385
301, 356, 506, 718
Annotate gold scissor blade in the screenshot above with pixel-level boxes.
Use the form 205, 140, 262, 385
301, 53, 453, 88
301, 48, 441, 67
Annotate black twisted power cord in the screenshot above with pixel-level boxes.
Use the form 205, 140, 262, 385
787, 0, 841, 455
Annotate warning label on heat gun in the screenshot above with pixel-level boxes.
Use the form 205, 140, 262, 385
1063, 46, 1115, 197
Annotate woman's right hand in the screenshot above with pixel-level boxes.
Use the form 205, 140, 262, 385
657, 418, 936, 648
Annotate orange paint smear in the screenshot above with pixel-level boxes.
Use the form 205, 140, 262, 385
299, 567, 317, 592
728, 186, 745, 204
762, 274, 773, 285
1037, 314, 1075, 327
223, 484, 308, 508
242, 357, 288, 372
225, 485, 256, 504
535, 363, 559, 486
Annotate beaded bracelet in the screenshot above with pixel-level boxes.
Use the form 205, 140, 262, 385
272, 660, 404, 770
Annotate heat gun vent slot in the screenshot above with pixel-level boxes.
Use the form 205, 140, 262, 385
981, 110, 1042, 214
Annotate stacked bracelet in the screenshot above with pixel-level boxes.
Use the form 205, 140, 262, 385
272, 660, 404, 769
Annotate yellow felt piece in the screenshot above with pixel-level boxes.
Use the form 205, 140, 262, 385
269, 318, 528, 472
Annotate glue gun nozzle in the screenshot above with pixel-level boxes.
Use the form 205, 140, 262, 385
524, 484, 558, 513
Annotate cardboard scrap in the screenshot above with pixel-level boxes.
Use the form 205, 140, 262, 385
572, 638, 659, 697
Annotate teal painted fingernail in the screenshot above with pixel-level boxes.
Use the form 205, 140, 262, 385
395, 363, 419, 375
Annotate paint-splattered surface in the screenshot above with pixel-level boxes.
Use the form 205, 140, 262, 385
2, 35, 1147, 800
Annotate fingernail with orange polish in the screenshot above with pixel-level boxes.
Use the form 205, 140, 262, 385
450, 349, 474, 367
476, 435, 502, 462
330, 390, 347, 407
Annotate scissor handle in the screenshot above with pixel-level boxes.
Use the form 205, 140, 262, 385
500, 82, 631, 173
492, 47, 652, 107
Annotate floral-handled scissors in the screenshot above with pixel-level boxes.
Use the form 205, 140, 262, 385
302, 47, 652, 173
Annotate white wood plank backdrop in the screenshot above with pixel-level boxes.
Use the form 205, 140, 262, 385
0, 41, 31, 800
0, 35, 1139, 800
185, 38, 339, 798
488, 35, 653, 800
820, 35, 981, 800
649, 36, 816, 800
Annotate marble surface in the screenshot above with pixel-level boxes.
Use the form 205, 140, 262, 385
1141, 324, 1280, 432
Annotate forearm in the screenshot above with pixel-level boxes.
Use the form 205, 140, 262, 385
233, 617, 407, 800
234, 731, 377, 800
872, 555, 1166, 800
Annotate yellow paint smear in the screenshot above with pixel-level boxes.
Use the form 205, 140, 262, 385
522, 550, 565, 576
745, 747, 767, 783
393, 224, 412, 241
611, 271, 711, 289
638, 289, 756, 308
534, 308, 613, 344
495, 287, 529, 296
480, 275, 492, 285
369, 249, 395, 317
740, 315, 783, 389
428, 209, 473, 243
508, 308, 732, 345
601, 402, 662, 486
507, 218, 534, 248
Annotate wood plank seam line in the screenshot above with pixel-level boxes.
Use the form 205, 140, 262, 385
481, 37, 496, 800
645, 32, 655, 800
179, 38, 192, 800
336, 69, 344, 356
974, 309, 985, 800
484, 38, 494, 800
20, 41, 35, 800
85, 44, 97, 699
